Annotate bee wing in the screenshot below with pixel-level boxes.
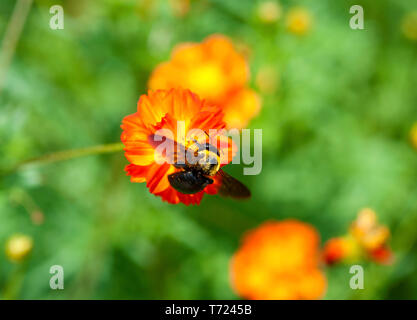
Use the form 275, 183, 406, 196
217, 170, 251, 199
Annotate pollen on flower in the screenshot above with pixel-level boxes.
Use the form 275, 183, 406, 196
230, 220, 327, 300
5, 234, 33, 262
286, 7, 312, 36
148, 34, 260, 129
121, 88, 234, 205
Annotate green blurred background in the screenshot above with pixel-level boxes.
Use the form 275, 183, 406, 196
1, 0, 417, 299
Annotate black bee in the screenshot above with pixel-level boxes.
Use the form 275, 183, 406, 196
148, 134, 251, 199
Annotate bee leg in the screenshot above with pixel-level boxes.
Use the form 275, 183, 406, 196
168, 171, 213, 194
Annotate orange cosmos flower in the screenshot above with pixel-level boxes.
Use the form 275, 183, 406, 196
230, 220, 327, 300
322, 236, 360, 265
121, 88, 234, 205
148, 34, 261, 129
323, 208, 394, 265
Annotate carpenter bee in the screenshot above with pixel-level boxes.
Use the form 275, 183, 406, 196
148, 133, 251, 199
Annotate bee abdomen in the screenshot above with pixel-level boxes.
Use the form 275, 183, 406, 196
168, 171, 213, 194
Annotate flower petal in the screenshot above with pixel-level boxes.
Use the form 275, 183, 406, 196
146, 163, 172, 194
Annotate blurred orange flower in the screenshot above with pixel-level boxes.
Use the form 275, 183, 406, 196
322, 236, 359, 265
323, 208, 394, 265
121, 88, 233, 205
148, 35, 261, 129
230, 220, 327, 300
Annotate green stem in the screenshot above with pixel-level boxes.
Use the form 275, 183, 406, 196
2, 263, 26, 300
0, 0, 33, 94
3, 142, 124, 176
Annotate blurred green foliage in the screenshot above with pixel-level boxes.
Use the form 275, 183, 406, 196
1, 0, 417, 299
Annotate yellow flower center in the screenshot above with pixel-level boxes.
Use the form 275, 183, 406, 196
187, 63, 225, 100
